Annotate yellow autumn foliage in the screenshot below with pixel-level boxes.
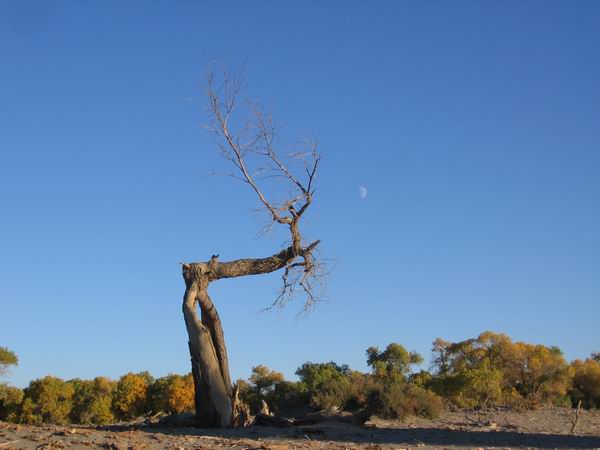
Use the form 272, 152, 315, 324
166, 374, 194, 414
571, 357, 600, 408
112, 372, 152, 420
430, 331, 573, 408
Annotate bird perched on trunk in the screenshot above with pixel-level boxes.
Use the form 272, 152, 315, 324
210, 254, 219, 266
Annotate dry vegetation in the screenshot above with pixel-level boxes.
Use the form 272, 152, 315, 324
2, 333, 600, 448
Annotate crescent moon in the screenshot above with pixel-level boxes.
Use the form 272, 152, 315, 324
358, 186, 368, 199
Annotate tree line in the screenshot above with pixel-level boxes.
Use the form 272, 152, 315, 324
1, 332, 599, 425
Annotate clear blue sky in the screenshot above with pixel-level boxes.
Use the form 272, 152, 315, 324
1, 1, 599, 388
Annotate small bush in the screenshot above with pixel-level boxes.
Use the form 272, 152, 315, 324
165, 373, 195, 414
148, 374, 194, 415
112, 372, 152, 420
239, 365, 287, 414
20, 376, 74, 425
571, 357, 600, 408
69, 377, 115, 425
310, 376, 352, 410
429, 332, 573, 409
0, 383, 23, 422
367, 344, 423, 379
296, 362, 352, 410
0, 347, 18, 376
366, 378, 442, 420
269, 381, 309, 415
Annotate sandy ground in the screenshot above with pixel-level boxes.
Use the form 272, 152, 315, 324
1, 407, 600, 449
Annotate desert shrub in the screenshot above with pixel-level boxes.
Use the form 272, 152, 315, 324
249, 365, 285, 396
147, 375, 172, 414
309, 376, 353, 410
430, 333, 512, 405
112, 372, 152, 420
342, 371, 368, 410
364, 343, 441, 420
366, 377, 442, 420
296, 362, 350, 389
296, 362, 353, 410
0, 347, 18, 376
507, 343, 572, 407
238, 365, 286, 414
0, 383, 23, 422
367, 343, 423, 379
69, 377, 115, 425
19, 398, 40, 425
0, 347, 21, 422
409, 370, 433, 388
20, 376, 74, 425
237, 366, 310, 415
570, 357, 600, 408
166, 373, 194, 414
430, 331, 572, 408
148, 374, 195, 414
431, 361, 503, 408
269, 380, 309, 414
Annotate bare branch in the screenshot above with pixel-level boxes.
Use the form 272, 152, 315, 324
204, 67, 325, 310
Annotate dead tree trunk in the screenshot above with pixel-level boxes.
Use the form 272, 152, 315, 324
182, 245, 318, 427
182, 269, 232, 426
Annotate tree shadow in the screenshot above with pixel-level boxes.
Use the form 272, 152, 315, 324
103, 422, 600, 449
363, 426, 600, 448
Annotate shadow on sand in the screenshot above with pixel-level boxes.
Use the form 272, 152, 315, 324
101, 422, 600, 449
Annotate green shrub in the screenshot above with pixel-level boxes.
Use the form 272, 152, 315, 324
367, 344, 423, 379
69, 377, 115, 425
269, 380, 309, 415
362, 343, 442, 420
366, 378, 442, 420
296, 362, 352, 410
310, 376, 352, 410
238, 365, 286, 414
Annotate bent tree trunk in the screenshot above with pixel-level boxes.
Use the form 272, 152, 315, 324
182, 274, 232, 427
182, 246, 316, 427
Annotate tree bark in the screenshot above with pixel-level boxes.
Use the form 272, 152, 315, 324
181, 245, 317, 427
182, 276, 232, 427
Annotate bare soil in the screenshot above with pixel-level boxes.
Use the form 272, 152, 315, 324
1, 407, 600, 449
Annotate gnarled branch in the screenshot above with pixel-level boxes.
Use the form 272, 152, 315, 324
203, 66, 325, 309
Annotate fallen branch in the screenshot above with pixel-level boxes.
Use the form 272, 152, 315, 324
570, 400, 582, 434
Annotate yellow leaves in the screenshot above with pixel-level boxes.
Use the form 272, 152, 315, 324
0, 383, 24, 422
165, 374, 194, 414
431, 332, 573, 408
0, 347, 18, 375
571, 357, 600, 407
249, 365, 285, 394
21, 376, 74, 425
147, 374, 195, 415
112, 372, 151, 420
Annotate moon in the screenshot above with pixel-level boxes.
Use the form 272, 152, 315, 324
358, 185, 368, 199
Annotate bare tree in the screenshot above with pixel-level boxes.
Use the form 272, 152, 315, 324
181, 67, 325, 427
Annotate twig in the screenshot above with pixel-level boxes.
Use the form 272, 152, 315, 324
570, 399, 582, 434
0, 441, 19, 448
